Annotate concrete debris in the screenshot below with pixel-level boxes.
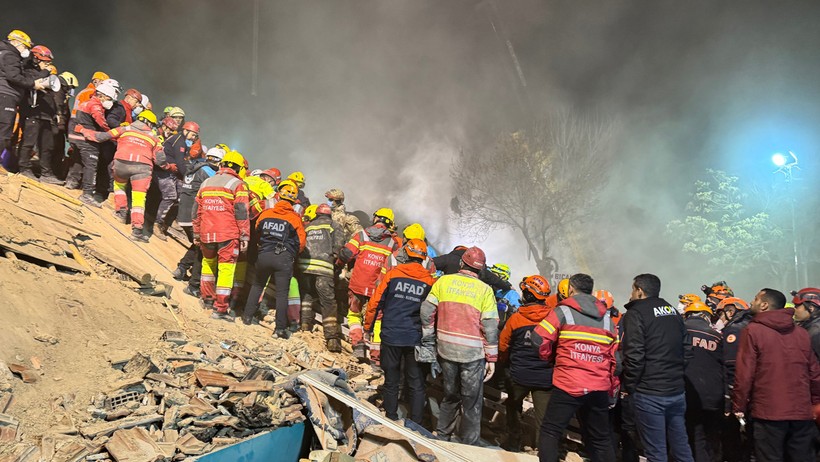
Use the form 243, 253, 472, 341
8, 363, 38, 383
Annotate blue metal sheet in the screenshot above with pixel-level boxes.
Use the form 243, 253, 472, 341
196, 422, 306, 462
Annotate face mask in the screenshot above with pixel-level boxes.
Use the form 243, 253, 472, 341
19, 48, 30, 58
185, 139, 194, 148
327, 200, 334, 207
102, 100, 114, 110
68, 89, 75, 97
132, 106, 143, 118
676, 302, 686, 315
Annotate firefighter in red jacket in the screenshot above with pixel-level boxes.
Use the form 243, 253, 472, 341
337, 207, 400, 362
364, 239, 435, 424
192, 150, 251, 319
531, 273, 620, 462
79, 110, 167, 241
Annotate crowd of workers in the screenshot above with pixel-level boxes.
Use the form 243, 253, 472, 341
2, 29, 819, 462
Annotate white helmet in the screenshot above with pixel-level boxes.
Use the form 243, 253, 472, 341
250, 169, 264, 177
95, 82, 118, 100
101, 79, 121, 96
140, 94, 150, 107
205, 147, 225, 161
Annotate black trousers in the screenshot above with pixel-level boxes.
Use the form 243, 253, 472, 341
298, 273, 339, 339
539, 387, 615, 462
180, 226, 202, 289
753, 419, 816, 462
245, 250, 294, 329
381, 343, 425, 424
0, 94, 18, 152
65, 141, 100, 194
685, 407, 722, 462
18, 117, 55, 175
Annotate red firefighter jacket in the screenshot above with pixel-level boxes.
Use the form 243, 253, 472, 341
531, 293, 620, 397
68, 96, 110, 143
338, 224, 400, 297
192, 168, 251, 244
86, 121, 166, 167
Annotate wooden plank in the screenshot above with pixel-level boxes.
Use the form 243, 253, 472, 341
0, 240, 88, 274
0, 393, 12, 413
225, 380, 274, 393
105, 427, 164, 462
145, 373, 181, 388
80, 414, 163, 439
194, 369, 237, 388
85, 245, 151, 283
18, 176, 83, 207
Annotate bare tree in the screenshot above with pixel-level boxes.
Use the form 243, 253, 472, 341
450, 109, 616, 278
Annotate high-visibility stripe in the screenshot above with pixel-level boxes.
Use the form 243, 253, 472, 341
359, 244, 392, 256
559, 331, 615, 345
438, 330, 484, 348
120, 131, 159, 146
201, 191, 235, 199
539, 319, 556, 334
306, 224, 333, 232
235, 191, 248, 198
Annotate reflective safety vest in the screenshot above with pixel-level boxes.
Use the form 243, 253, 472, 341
297, 215, 344, 276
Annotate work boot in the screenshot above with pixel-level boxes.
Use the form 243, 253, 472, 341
64, 178, 80, 190
352, 344, 369, 363
129, 228, 149, 243
273, 329, 291, 340
199, 298, 214, 310
210, 311, 235, 322
113, 209, 128, 224
79, 194, 102, 208
326, 338, 342, 353
183, 285, 201, 298
288, 321, 300, 333
153, 222, 168, 241
40, 174, 64, 185
172, 265, 188, 281
18, 170, 37, 180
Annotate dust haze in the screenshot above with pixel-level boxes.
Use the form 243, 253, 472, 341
6, 0, 820, 305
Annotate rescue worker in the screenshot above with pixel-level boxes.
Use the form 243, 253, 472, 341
716, 296, 753, 462
733, 288, 820, 462
53, 71, 79, 179
337, 208, 401, 362
622, 273, 694, 462
175, 147, 224, 294
0, 30, 45, 156
71, 71, 108, 116
296, 203, 344, 350
531, 273, 619, 462
168, 107, 185, 128
244, 180, 306, 337
17, 45, 55, 181
499, 275, 554, 452
287, 171, 310, 208
419, 246, 498, 446
793, 288, 820, 361
232, 171, 275, 310
544, 278, 570, 310
682, 302, 724, 462
66, 80, 118, 206
192, 150, 250, 319
677, 293, 702, 315
259, 168, 281, 187
326, 188, 362, 241
95, 87, 141, 200
489, 263, 521, 329
157, 117, 178, 144
702, 281, 733, 319
155, 120, 198, 240
364, 238, 434, 424
78, 110, 167, 242
433, 245, 512, 293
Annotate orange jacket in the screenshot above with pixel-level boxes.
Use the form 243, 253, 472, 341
71, 83, 95, 117
192, 168, 251, 243
499, 302, 554, 388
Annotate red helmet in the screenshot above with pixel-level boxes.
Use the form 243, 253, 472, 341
125, 88, 142, 102
792, 288, 820, 309
461, 246, 485, 271
182, 121, 200, 134
316, 203, 332, 216
595, 290, 615, 309
162, 117, 179, 131
520, 275, 551, 301
262, 168, 281, 182
31, 45, 53, 62
405, 239, 428, 260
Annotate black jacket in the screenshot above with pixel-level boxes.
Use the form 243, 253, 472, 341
684, 315, 724, 411
0, 40, 35, 100
19, 67, 52, 120
798, 310, 820, 362
158, 133, 189, 179
432, 248, 512, 292
721, 309, 753, 409
622, 296, 692, 395
178, 160, 218, 226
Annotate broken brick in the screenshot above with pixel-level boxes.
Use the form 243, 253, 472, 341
8, 363, 38, 383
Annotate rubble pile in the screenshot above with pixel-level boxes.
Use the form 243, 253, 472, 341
0, 328, 389, 462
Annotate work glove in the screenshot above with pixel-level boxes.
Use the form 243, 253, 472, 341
414, 344, 437, 364
166, 163, 179, 174
483, 362, 495, 383
430, 360, 442, 379
239, 240, 249, 253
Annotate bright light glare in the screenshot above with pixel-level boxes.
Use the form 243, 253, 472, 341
772, 153, 787, 167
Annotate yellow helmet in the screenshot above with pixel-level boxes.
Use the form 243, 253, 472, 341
221, 150, 246, 174
169, 107, 185, 118
402, 223, 425, 241
557, 278, 571, 301
278, 180, 299, 203
137, 110, 157, 126
373, 207, 395, 229
684, 301, 713, 315
287, 171, 305, 187
8, 30, 32, 48
303, 204, 319, 222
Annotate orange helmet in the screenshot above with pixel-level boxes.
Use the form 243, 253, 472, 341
678, 293, 702, 307
595, 290, 614, 309
716, 297, 749, 311
520, 275, 551, 301
684, 301, 713, 315
277, 180, 298, 203
405, 239, 428, 260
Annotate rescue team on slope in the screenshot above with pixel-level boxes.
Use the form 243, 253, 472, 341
2, 29, 819, 462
